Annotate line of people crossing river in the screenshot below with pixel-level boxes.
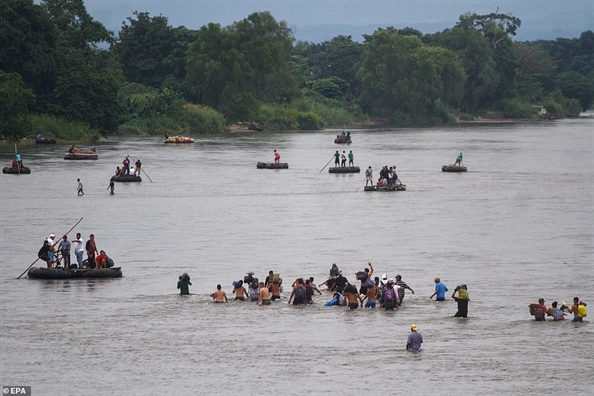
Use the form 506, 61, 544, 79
175, 262, 472, 318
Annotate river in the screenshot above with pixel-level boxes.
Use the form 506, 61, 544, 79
1, 119, 593, 395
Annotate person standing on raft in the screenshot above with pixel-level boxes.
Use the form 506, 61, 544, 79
455, 152, 463, 166
273, 149, 281, 164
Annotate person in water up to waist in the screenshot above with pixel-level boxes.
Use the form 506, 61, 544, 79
430, 277, 448, 301
407, 324, 423, 352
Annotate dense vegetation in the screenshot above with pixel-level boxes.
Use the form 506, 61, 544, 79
1, 0, 592, 142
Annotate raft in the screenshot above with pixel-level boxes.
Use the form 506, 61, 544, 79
111, 175, 142, 182
364, 183, 406, 192
257, 162, 289, 169
3, 166, 31, 174
27, 267, 123, 279
334, 136, 352, 144
35, 137, 56, 144
248, 124, 264, 131
442, 164, 467, 172
164, 136, 194, 143
329, 166, 360, 173
64, 151, 98, 160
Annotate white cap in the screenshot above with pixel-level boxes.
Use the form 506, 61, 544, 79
49, 234, 55, 238
382, 274, 387, 279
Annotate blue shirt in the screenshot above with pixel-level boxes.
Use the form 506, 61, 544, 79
15, 154, 21, 161
407, 331, 423, 351
435, 282, 448, 299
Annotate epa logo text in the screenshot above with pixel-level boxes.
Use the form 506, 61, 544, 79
2, 386, 31, 395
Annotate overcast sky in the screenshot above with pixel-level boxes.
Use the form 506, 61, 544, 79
83, 0, 593, 41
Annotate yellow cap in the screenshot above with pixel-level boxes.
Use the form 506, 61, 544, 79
411, 324, 417, 331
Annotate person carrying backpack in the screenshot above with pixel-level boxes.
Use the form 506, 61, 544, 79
568, 297, 587, 322
288, 278, 307, 305
382, 280, 398, 310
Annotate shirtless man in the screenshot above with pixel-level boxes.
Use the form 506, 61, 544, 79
361, 280, 378, 308
344, 285, 363, 309
268, 277, 282, 300
211, 284, 228, 303
233, 282, 249, 301
256, 282, 271, 305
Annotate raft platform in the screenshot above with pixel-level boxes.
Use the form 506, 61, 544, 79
257, 162, 289, 169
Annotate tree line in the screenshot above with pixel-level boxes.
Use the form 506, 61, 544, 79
1, 0, 592, 142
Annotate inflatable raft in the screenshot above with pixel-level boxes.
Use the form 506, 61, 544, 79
334, 136, 352, 144
164, 136, 194, 143
329, 166, 360, 173
28, 267, 122, 279
3, 166, 31, 174
364, 183, 406, 192
442, 164, 467, 172
64, 151, 98, 160
257, 162, 289, 169
111, 175, 142, 182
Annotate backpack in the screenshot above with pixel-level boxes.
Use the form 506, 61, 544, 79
295, 285, 304, 299
384, 288, 395, 303
577, 304, 587, 318
357, 271, 368, 282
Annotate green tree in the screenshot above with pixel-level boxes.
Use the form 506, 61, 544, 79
357, 29, 465, 120
432, 14, 499, 111
0, 71, 35, 142
112, 12, 197, 89
40, 0, 112, 51
186, 12, 298, 121
0, 0, 58, 100
312, 35, 363, 97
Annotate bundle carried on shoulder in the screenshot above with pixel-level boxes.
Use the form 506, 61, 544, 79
272, 273, 281, 284
577, 304, 587, 318
344, 284, 358, 294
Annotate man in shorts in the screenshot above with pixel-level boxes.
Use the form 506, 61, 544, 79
211, 284, 228, 303
256, 282, 271, 305
365, 166, 373, 186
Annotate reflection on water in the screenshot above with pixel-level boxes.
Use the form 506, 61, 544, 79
1, 119, 593, 395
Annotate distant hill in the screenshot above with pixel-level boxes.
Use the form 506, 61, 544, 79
292, 15, 592, 43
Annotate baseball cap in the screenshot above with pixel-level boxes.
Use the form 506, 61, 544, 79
49, 234, 55, 238
411, 324, 417, 331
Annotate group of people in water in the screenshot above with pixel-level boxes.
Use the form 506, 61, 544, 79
174, 263, 472, 319
37, 232, 113, 270
529, 297, 588, 322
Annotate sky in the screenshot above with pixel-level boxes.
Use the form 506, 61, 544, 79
83, 0, 593, 42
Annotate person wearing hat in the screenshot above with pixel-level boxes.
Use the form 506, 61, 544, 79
406, 324, 423, 352
430, 277, 449, 301
46, 234, 57, 265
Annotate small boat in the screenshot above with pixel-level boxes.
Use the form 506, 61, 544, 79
334, 135, 352, 144
3, 166, 31, 174
164, 136, 194, 143
329, 166, 360, 173
364, 183, 406, 192
111, 175, 142, 182
64, 150, 98, 160
257, 162, 289, 169
28, 266, 122, 279
35, 137, 56, 144
442, 164, 467, 172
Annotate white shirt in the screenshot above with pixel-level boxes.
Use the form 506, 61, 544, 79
73, 238, 85, 254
